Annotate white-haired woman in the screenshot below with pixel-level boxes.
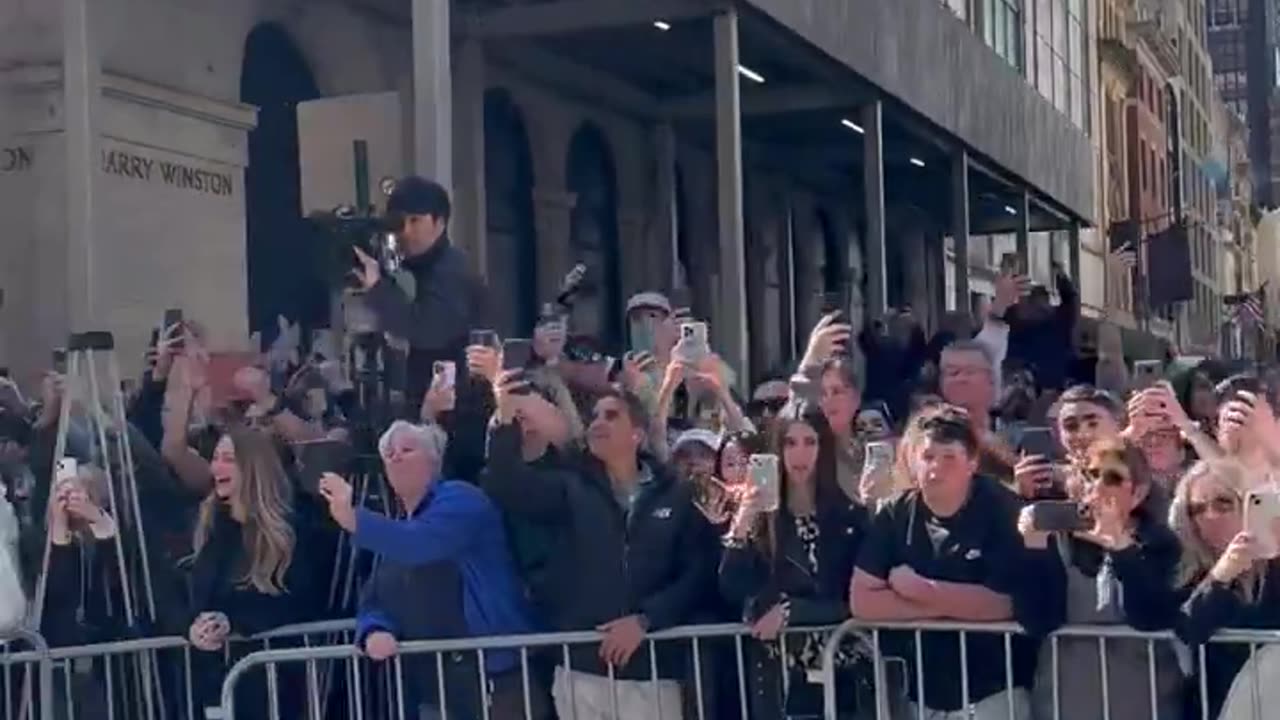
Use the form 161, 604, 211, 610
1133, 459, 1280, 718
319, 420, 543, 719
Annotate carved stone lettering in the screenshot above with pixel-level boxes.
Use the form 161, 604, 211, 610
0, 146, 32, 173
100, 148, 233, 197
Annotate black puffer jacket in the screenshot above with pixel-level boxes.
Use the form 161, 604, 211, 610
482, 422, 716, 680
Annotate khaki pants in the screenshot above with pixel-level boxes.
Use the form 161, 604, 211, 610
551, 667, 683, 720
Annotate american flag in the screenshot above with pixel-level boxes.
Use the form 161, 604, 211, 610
1225, 287, 1266, 326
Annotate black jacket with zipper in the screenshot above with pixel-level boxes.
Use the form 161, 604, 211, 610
719, 499, 870, 718
482, 422, 716, 680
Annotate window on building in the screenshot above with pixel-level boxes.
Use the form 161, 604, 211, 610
1141, 139, 1148, 189
981, 0, 1023, 70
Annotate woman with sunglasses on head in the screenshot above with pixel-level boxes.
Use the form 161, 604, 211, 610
1137, 459, 1280, 719
720, 400, 872, 718
1016, 437, 1185, 720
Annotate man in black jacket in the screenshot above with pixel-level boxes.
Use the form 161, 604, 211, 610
483, 378, 714, 720
353, 176, 481, 403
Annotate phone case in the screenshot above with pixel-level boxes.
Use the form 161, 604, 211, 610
1245, 490, 1280, 559
55, 458, 78, 483
748, 455, 780, 513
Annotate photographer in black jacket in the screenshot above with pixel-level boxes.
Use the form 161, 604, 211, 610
483, 377, 714, 720
352, 176, 481, 404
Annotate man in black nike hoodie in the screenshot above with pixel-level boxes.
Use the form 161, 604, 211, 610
484, 378, 715, 720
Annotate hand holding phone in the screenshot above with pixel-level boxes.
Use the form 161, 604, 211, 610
163, 308, 185, 352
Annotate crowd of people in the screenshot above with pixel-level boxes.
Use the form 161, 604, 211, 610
0, 175, 1277, 720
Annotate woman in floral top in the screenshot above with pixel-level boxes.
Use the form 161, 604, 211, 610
719, 400, 872, 718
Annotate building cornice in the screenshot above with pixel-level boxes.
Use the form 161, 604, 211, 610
0, 64, 257, 133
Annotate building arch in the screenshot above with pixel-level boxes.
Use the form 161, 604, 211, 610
239, 22, 320, 345
566, 122, 621, 346
484, 88, 539, 335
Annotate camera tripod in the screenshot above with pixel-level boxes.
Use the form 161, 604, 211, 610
31, 331, 166, 720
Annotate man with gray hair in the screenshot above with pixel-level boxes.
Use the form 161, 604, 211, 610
939, 339, 1019, 480
320, 420, 544, 719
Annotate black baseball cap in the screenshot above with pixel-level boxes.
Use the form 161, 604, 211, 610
386, 176, 452, 221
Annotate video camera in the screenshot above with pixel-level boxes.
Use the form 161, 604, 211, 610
307, 206, 401, 288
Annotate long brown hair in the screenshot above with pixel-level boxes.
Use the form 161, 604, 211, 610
754, 400, 843, 569
189, 427, 296, 595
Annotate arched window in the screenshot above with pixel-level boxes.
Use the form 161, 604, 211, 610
484, 89, 538, 336
239, 23, 320, 346
566, 124, 621, 347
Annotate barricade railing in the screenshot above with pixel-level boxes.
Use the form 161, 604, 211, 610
0, 620, 359, 720
0, 628, 52, 720
27, 617, 1280, 720
820, 619, 1280, 720
211, 622, 844, 720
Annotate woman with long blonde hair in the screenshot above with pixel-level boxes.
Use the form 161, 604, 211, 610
186, 426, 309, 652
1145, 458, 1280, 718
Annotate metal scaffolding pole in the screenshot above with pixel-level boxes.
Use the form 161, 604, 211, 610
952, 149, 971, 312
63, 0, 98, 329
413, 0, 453, 188
714, 9, 749, 385
862, 101, 887, 319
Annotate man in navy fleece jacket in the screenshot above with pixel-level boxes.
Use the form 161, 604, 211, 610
320, 420, 544, 719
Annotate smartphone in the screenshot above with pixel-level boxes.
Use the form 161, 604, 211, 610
629, 319, 656, 357
748, 454, 780, 513
1133, 360, 1163, 390
1244, 488, 1280, 559
864, 441, 895, 469
680, 321, 710, 364
502, 339, 534, 371
432, 361, 456, 390
55, 457, 78, 484
51, 348, 68, 375
163, 308, 185, 351
469, 329, 500, 349
293, 440, 353, 495
1029, 500, 1091, 533
820, 291, 847, 318
999, 252, 1025, 276
1019, 427, 1056, 458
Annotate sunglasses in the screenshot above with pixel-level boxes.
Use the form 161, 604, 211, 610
1084, 465, 1129, 486
1188, 495, 1238, 518
749, 398, 787, 416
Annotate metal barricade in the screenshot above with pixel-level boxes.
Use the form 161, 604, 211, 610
820, 619, 1280, 720
4, 636, 190, 720
0, 628, 53, 720
211, 622, 848, 720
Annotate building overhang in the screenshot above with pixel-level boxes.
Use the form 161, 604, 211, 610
446, 0, 1084, 232
736, 0, 1095, 224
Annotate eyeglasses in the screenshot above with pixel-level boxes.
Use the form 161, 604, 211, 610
1188, 495, 1238, 518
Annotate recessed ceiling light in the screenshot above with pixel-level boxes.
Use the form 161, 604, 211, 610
653, 20, 672, 31
841, 118, 865, 134
1004, 205, 1018, 215
737, 65, 765, 83
909, 157, 926, 168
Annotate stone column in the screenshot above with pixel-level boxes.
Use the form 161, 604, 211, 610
531, 187, 576, 312
412, 0, 452, 187
618, 207, 652, 299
